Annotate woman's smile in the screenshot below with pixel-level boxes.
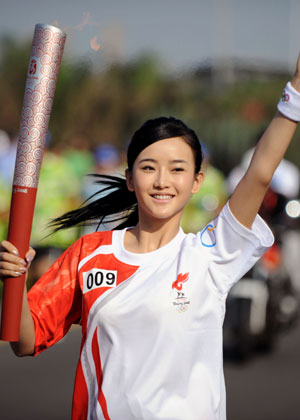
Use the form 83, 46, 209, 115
151, 194, 175, 201
126, 137, 204, 225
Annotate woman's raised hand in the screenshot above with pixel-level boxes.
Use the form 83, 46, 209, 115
291, 53, 300, 92
0, 240, 35, 281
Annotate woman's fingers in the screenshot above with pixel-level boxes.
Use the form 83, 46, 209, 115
1, 240, 20, 256
0, 255, 27, 278
0, 261, 27, 277
0, 240, 35, 280
25, 247, 36, 265
0, 250, 25, 265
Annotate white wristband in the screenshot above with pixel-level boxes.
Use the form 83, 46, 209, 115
277, 81, 300, 122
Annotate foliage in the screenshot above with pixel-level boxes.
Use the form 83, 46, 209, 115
0, 36, 299, 175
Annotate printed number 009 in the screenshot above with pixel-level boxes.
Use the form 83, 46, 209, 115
86, 271, 116, 289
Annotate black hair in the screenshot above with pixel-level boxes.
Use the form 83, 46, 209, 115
50, 116, 203, 233
127, 117, 202, 173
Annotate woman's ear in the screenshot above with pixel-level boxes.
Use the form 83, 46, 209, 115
191, 171, 205, 194
125, 168, 134, 192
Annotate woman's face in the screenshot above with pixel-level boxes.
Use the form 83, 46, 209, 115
126, 137, 204, 225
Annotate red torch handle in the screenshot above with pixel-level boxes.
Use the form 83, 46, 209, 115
0, 187, 37, 341
0, 23, 66, 342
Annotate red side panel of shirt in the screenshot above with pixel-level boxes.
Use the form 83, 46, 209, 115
27, 230, 139, 420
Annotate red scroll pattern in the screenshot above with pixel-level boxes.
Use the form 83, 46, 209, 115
13, 24, 66, 188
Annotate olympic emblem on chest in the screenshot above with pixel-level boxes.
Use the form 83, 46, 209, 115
172, 272, 191, 313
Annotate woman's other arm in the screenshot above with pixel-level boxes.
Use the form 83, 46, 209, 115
229, 56, 300, 228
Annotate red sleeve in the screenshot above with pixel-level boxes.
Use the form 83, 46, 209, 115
27, 238, 83, 356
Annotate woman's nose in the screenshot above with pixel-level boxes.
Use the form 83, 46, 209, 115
153, 169, 170, 189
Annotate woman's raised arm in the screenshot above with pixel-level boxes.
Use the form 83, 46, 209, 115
229, 55, 300, 228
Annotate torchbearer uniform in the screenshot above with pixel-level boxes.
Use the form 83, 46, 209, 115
28, 202, 273, 420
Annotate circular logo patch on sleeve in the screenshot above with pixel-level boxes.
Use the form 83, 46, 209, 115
200, 224, 217, 248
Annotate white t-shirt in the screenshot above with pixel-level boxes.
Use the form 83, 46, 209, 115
29, 202, 274, 420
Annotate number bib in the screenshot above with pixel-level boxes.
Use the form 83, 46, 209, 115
83, 269, 117, 294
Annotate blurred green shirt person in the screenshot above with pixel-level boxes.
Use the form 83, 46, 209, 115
181, 148, 228, 233
30, 149, 82, 248
0, 175, 10, 240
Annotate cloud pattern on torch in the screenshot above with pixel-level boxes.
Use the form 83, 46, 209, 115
13, 24, 66, 188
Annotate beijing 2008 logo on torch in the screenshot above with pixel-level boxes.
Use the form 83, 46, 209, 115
29, 59, 37, 75
172, 273, 191, 313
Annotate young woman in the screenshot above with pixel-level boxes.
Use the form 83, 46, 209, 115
1, 59, 300, 420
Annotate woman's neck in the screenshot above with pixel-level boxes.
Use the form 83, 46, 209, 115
124, 215, 181, 254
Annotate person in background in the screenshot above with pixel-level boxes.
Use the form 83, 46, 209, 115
227, 145, 300, 302
28, 135, 83, 284
181, 143, 228, 232
0, 172, 10, 241
63, 132, 94, 182
0, 129, 17, 183
29, 134, 81, 248
227, 147, 300, 202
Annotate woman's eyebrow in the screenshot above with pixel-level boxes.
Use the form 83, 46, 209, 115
171, 159, 189, 164
138, 158, 157, 164
138, 158, 189, 164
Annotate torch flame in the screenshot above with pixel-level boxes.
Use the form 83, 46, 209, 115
90, 36, 101, 51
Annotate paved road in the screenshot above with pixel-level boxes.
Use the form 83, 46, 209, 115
0, 326, 81, 420
1, 324, 300, 419
225, 324, 300, 420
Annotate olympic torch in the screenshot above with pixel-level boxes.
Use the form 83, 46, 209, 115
0, 24, 66, 341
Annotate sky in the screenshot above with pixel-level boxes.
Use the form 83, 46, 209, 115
1, 0, 300, 73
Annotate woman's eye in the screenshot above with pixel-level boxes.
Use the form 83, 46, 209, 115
173, 167, 184, 172
142, 166, 154, 171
